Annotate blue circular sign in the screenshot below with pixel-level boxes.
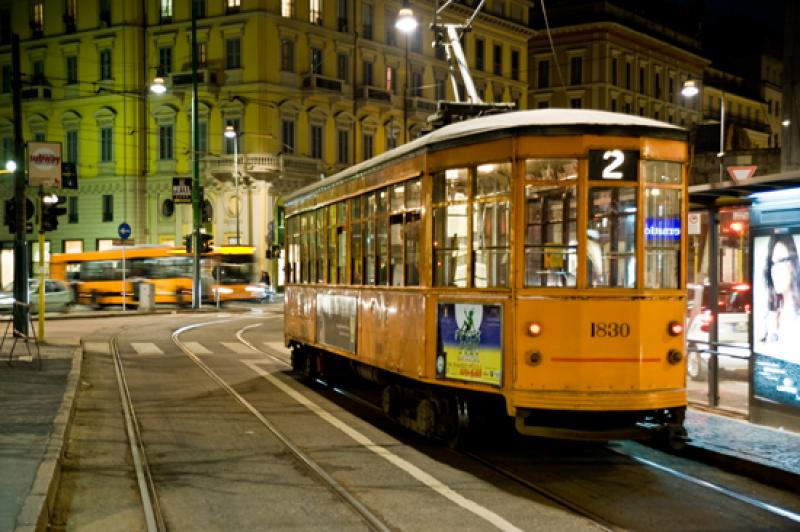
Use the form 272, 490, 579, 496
118, 222, 132, 240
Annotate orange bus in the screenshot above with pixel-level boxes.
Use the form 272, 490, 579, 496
50, 245, 264, 308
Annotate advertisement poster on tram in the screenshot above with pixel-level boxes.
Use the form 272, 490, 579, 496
436, 302, 502, 386
752, 232, 800, 408
316, 293, 357, 353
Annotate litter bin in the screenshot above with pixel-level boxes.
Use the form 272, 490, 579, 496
137, 282, 155, 312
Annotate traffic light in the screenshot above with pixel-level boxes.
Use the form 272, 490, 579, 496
183, 234, 192, 253
200, 233, 213, 253
42, 195, 67, 232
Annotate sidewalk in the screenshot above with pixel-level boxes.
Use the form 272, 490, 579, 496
1, 340, 798, 531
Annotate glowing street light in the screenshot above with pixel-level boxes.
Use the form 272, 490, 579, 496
683, 79, 725, 182
396, 2, 418, 144
224, 124, 241, 245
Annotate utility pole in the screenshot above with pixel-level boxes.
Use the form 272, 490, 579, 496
12, 34, 28, 336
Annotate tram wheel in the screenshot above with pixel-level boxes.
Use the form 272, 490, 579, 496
90, 291, 101, 310
302, 351, 317, 381
382, 385, 402, 418
416, 398, 439, 438
445, 397, 472, 449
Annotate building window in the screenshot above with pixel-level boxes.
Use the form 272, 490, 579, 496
159, 125, 174, 160
668, 76, 674, 101
310, 0, 323, 24
611, 57, 618, 85
282, 0, 294, 17
99, 49, 112, 80
510, 49, 520, 81
2, 136, 12, 161
64, 0, 76, 30
282, 119, 295, 154
625, 61, 631, 90
1, 64, 10, 93
475, 38, 485, 71
32, 60, 45, 85
68, 197, 79, 223
31, 1, 44, 34
102, 195, 113, 222
198, 120, 208, 157
226, 0, 241, 13
160, 0, 173, 21
192, 0, 206, 18
385, 10, 397, 45
224, 118, 240, 154
386, 126, 397, 150
435, 78, 445, 101
611, 97, 617, 112
493, 44, 502, 75
385, 65, 395, 93
311, 47, 323, 75
537, 60, 549, 89
337, 0, 348, 31
570, 97, 582, 109
66, 56, 78, 84
100, 127, 113, 162
65, 130, 78, 164
158, 46, 173, 76
655, 72, 661, 99
639, 66, 646, 94
99, 0, 111, 25
281, 39, 294, 72
362, 3, 373, 40
362, 132, 373, 160
362, 60, 373, 86
310, 125, 323, 159
337, 129, 349, 164
570, 56, 582, 85
226, 38, 241, 69
337, 53, 348, 80
411, 70, 422, 97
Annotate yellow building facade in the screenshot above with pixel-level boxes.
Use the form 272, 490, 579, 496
0, 0, 531, 285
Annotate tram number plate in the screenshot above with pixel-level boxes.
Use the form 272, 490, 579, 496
590, 321, 631, 338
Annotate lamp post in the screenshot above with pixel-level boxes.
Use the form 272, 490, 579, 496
396, 2, 418, 145
224, 125, 240, 244
150, 5, 201, 307
682, 79, 725, 182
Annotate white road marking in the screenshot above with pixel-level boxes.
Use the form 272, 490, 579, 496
263, 341, 290, 355
130, 342, 164, 355
243, 360, 523, 532
183, 341, 212, 354
84, 342, 110, 353
221, 341, 257, 354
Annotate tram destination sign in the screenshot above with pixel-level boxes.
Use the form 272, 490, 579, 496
589, 149, 639, 181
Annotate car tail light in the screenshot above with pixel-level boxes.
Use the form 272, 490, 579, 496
700, 311, 713, 333
527, 321, 542, 337
668, 321, 684, 336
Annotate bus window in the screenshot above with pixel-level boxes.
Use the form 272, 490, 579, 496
588, 187, 637, 288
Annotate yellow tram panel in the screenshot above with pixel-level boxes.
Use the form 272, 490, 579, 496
514, 297, 685, 391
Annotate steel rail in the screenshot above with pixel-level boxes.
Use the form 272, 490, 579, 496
108, 336, 167, 532
171, 319, 392, 532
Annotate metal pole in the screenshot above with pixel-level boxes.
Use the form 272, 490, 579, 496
719, 93, 725, 182
12, 34, 28, 336
234, 134, 239, 244
191, 3, 202, 309
37, 190, 44, 340
403, 36, 409, 144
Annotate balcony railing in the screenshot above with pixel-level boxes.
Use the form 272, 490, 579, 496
360, 85, 392, 103
302, 74, 343, 93
171, 69, 218, 87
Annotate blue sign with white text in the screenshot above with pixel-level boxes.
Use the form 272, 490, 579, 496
645, 217, 681, 241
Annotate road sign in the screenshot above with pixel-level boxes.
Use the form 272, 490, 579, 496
112, 238, 135, 246
727, 165, 757, 183
172, 177, 192, 204
28, 142, 63, 187
688, 212, 701, 235
118, 222, 132, 240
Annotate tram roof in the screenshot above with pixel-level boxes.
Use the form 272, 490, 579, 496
284, 108, 685, 207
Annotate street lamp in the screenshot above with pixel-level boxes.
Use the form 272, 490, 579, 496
682, 78, 725, 182
396, 2, 418, 144
224, 124, 240, 244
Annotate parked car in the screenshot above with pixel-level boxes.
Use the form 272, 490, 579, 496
685, 282, 751, 381
0, 279, 75, 314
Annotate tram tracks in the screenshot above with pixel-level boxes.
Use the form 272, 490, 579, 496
248, 332, 800, 531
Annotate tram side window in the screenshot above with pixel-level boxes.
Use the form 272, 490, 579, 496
365, 192, 377, 285
405, 179, 422, 286
644, 161, 682, 289
316, 208, 326, 283
433, 168, 469, 287
287, 216, 299, 284
524, 185, 577, 287
337, 202, 347, 283
387, 179, 422, 286
525, 158, 578, 181
473, 163, 511, 287
328, 205, 338, 283
350, 196, 363, 284
588, 187, 637, 288
80, 259, 125, 281
376, 188, 389, 285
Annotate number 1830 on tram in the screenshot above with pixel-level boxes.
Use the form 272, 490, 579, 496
282, 109, 688, 444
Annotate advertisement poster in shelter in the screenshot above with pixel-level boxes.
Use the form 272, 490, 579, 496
436, 302, 502, 386
316, 293, 357, 353
752, 231, 800, 408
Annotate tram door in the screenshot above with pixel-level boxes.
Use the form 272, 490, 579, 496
686, 206, 751, 414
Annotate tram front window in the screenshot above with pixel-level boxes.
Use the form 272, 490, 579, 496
588, 187, 637, 288
524, 185, 577, 287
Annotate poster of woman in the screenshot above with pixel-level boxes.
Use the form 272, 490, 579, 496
752, 232, 800, 406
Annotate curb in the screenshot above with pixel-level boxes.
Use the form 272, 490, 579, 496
14, 345, 83, 532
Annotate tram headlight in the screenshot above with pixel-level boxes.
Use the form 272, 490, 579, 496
667, 349, 683, 365
667, 321, 684, 336
527, 321, 542, 337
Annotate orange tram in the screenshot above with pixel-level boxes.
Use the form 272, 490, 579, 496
282, 109, 689, 444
